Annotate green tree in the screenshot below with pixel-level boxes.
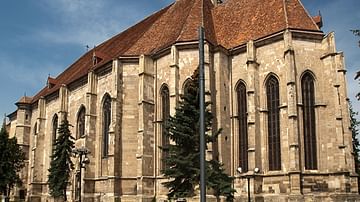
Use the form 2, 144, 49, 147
161, 71, 235, 201
0, 124, 25, 200
349, 102, 360, 193
48, 118, 75, 201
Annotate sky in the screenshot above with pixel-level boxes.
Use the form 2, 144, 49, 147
0, 0, 359, 120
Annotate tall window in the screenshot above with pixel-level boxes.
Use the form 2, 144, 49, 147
266, 75, 281, 171
31, 122, 38, 169
102, 94, 111, 157
33, 122, 38, 148
77, 106, 86, 139
52, 114, 58, 153
237, 81, 248, 172
160, 85, 170, 171
302, 72, 317, 170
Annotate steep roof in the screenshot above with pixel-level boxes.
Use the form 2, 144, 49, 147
31, 0, 321, 103
213, 0, 320, 48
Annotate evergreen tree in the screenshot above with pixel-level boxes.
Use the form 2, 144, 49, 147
349, 102, 360, 193
161, 71, 235, 201
48, 118, 75, 201
0, 124, 25, 200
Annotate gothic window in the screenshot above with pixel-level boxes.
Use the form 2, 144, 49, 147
237, 81, 248, 172
102, 94, 111, 157
52, 114, 58, 153
302, 72, 317, 170
33, 122, 38, 147
31, 122, 38, 169
160, 85, 170, 171
266, 75, 281, 171
183, 78, 192, 96
77, 106, 86, 139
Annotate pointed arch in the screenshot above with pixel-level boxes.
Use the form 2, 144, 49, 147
76, 105, 86, 139
301, 71, 317, 170
102, 93, 111, 157
182, 78, 193, 96
266, 75, 281, 171
160, 84, 170, 171
236, 80, 248, 172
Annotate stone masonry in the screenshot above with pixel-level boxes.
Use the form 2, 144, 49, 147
6, 0, 360, 201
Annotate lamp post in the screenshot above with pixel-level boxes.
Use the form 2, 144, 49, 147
237, 167, 260, 202
72, 147, 90, 202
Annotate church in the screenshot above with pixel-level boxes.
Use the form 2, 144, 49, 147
6, 0, 360, 201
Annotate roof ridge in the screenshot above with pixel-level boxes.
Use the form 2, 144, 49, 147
295, 0, 321, 30
202, 0, 217, 44
201, 0, 204, 27
283, 0, 289, 28
176, 0, 197, 41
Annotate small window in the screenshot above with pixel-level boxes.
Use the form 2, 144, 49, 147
77, 106, 86, 139
102, 94, 111, 157
33, 122, 37, 136
52, 114, 58, 153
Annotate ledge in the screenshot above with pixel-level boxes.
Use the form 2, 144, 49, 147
338, 145, 346, 149
320, 52, 338, 60
248, 147, 255, 152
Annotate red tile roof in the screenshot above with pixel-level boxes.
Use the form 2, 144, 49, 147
31, 0, 321, 103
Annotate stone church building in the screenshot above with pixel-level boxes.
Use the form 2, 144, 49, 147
6, 0, 360, 201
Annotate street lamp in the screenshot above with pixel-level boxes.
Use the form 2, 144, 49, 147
73, 147, 90, 202
237, 167, 260, 202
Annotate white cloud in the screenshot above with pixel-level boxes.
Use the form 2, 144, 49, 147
33, 0, 167, 47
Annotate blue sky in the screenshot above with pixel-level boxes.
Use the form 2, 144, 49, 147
0, 0, 359, 120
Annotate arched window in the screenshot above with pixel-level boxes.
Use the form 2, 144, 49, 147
52, 114, 58, 153
237, 81, 248, 172
302, 72, 317, 170
77, 106, 86, 139
102, 94, 111, 157
266, 75, 281, 171
33, 122, 38, 147
183, 78, 192, 96
160, 85, 170, 171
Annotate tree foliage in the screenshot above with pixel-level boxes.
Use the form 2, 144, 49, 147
161, 71, 235, 201
350, 102, 360, 172
48, 118, 75, 201
0, 124, 25, 198
349, 102, 360, 193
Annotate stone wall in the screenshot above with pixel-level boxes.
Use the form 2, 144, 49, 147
9, 29, 359, 201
